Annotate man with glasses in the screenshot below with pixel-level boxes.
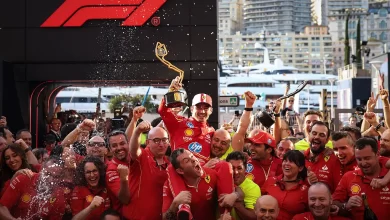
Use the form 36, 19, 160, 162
86, 136, 108, 163
121, 120, 170, 220
333, 137, 390, 219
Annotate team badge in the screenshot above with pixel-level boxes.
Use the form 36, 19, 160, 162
50, 197, 56, 204
324, 156, 330, 162
205, 175, 211, 183
245, 173, 254, 180
188, 142, 202, 153
86, 195, 94, 203
184, 128, 194, 136
63, 187, 71, 194
186, 122, 194, 128
21, 193, 31, 203
246, 163, 254, 173
350, 184, 361, 194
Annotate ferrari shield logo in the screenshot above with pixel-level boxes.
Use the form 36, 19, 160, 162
205, 175, 211, 183
151, 17, 160, 26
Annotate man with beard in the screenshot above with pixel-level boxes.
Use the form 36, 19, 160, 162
333, 137, 390, 219
162, 149, 239, 220
122, 121, 170, 220
254, 195, 279, 220
379, 129, 390, 157
294, 110, 333, 151
244, 130, 283, 188
226, 151, 260, 220
0, 157, 66, 219
293, 183, 349, 220
304, 121, 341, 193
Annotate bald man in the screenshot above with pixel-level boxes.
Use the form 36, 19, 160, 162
255, 195, 279, 220
210, 129, 232, 159
380, 129, 390, 157
86, 136, 108, 162
123, 120, 170, 220
293, 183, 348, 220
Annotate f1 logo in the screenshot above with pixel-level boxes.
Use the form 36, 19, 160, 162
41, 0, 166, 27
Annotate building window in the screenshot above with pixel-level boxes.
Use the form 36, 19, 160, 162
380, 32, 387, 41
371, 32, 377, 40
379, 8, 388, 17
380, 20, 387, 29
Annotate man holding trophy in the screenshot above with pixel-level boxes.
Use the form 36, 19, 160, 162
156, 42, 235, 219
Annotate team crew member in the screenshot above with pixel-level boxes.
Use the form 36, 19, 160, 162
0, 158, 66, 219
254, 195, 280, 220
276, 139, 294, 159
105, 106, 145, 211
244, 130, 283, 188
122, 121, 170, 220
304, 121, 341, 193
210, 129, 232, 159
295, 110, 333, 151
333, 137, 390, 220
71, 156, 111, 220
293, 183, 349, 220
226, 151, 260, 220
163, 149, 238, 220
262, 150, 309, 219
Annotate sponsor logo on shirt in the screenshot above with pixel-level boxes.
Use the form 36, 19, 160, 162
183, 137, 192, 142
207, 186, 213, 193
86, 195, 94, 203
188, 142, 202, 153
184, 128, 194, 136
350, 184, 361, 194
186, 122, 194, 128
383, 186, 389, 192
21, 193, 31, 203
322, 165, 328, 171
246, 163, 254, 173
246, 173, 254, 180
50, 197, 56, 204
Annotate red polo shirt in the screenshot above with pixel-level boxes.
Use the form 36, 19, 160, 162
304, 148, 342, 193
0, 173, 66, 219
293, 212, 351, 220
122, 147, 169, 220
262, 175, 309, 220
70, 186, 111, 220
245, 156, 283, 189
158, 99, 214, 163
105, 157, 129, 211
332, 161, 390, 220
162, 167, 218, 220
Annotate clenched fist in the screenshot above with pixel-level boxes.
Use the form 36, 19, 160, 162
133, 106, 146, 120
244, 91, 256, 108
169, 76, 182, 91
136, 121, 151, 133
78, 119, 95, 132
117, 164, 129, 181
89, 196, 104, 209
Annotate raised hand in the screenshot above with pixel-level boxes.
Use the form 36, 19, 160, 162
78, 119, 95, 131
169, 76, 182, 91
244, 91, 256, 108
136, 121, 151, 133
364, 112, 379, 125
89, 196, 104, 209
380, 89, 389, 101
133, 106, 146, 120
367, 92, 379, 111
117, 164, 129, 181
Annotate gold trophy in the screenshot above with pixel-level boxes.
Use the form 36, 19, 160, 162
155, 42, 186, 108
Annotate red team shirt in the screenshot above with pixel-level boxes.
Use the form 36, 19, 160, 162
245, 157, 283, 189
159, 99, 214, 163
122, 147, 169, 220
70, 186, 111, 220
293, 212, 350, 220
162, 167, 218, 220
0, 173, 66, 220
105, 157, 129, 211
304, 148, 342, 193
332, 159, 390, 220
262, 175, 309, 220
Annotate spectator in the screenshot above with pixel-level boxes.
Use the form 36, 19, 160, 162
254, 195, 279, 220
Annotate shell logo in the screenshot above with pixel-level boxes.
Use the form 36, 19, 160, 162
245, 173, 254, 180
184, 128, 194, 136
21, 193, 31, 203
350, 184, 361, 194
86, 195, 94, 203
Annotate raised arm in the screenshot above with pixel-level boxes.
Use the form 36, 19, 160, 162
380, 90, 390, 129
232, 91, 256, 151
129, 121, 151, 160
61, 119, 95, 148
72, 196, 104, 220
273, 100, 282, 144
15, 139, 38, 165
125, 106, 146, 143
361, 92, 379, 133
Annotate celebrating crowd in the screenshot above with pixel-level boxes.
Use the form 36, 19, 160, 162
0, 77, 390, 220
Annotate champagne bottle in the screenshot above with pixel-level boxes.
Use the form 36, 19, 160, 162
361, 193, 378, 220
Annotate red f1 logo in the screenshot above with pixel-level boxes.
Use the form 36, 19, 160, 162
41, 0, 166, 27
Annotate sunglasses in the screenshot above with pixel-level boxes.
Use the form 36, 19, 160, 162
88, 142, 106, 147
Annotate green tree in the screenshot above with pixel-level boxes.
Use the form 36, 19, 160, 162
356, 18, 362, 65
344, 13, 350, 66
108, 94, 156, 113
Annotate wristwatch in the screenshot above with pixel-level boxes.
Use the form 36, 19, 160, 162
375, 123, 382, 131
274, 113, 280, 117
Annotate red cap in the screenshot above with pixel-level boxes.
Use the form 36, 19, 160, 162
245, 130, 276, 148
192, 93, 212, 106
